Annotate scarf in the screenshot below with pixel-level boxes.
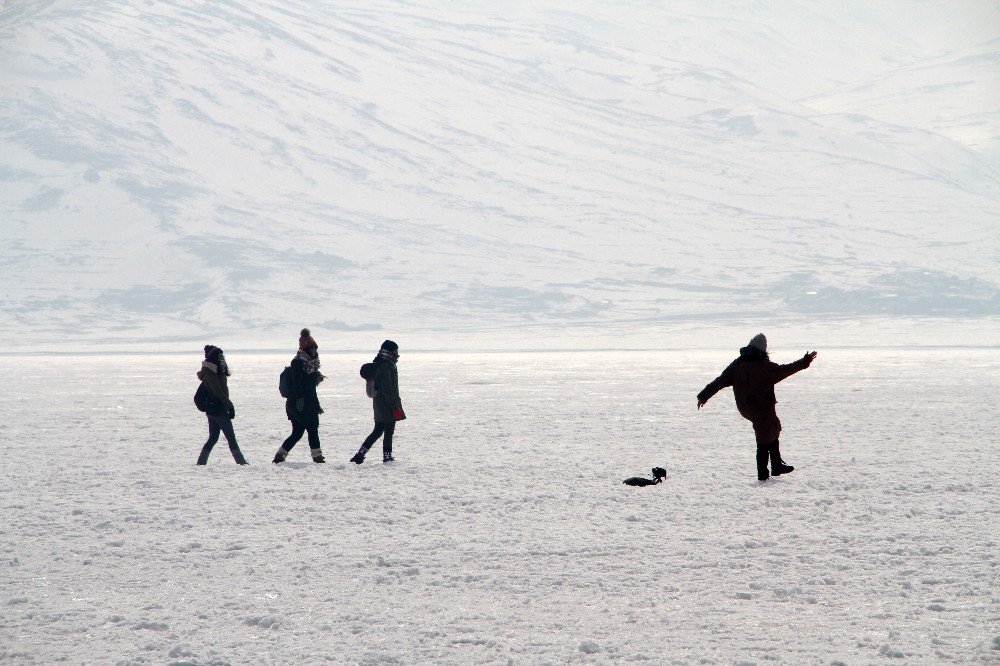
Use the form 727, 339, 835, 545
201, 360, 230, 376
296, 349, 321, 374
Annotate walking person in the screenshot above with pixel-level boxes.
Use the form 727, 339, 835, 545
196, 345, 249, 465
273, 329, 326, 463
696, 333, 817, 481
351, 340, 405, 464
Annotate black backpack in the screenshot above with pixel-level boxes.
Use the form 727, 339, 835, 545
278, 365, 293, 398
193, 383, 214, 412
360, 362, 378, 398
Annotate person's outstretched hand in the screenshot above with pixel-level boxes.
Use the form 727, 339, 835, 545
803, 351, 818, 366
697, 399, 706, 410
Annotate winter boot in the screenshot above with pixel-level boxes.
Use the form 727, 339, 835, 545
350, 449, 366, 464
383, 454, 395, 463
769, 441, 794, 476
756, 445, 770, 481
273, 448, 289, 464
311, 448, 326, 463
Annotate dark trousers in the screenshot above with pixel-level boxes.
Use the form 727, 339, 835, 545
198, 414, 247, 465
360, 421, 395, 457
756, 438, 787, 479
281, 422, 321, 454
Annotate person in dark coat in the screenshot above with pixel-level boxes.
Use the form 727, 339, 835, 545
351, 340, 405, 464
273, 329, 326, 463
196, 345, 249, 465
697, 333, 817, 481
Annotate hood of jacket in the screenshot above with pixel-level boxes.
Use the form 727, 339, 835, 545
738, 345, 769, 362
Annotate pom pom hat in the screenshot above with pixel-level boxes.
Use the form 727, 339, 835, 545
299, 328, 318, 351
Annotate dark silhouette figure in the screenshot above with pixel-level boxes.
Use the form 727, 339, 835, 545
697, 333, 817, 481
273, 329, 326, 463
351, 340, 405, 464
196, 345, 248, 466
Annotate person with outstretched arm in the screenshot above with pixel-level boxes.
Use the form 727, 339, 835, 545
697, 333, 817, 481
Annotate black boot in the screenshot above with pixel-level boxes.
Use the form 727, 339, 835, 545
350, 449, 366, 464
197, 443, 213, 466
769, 440, 794, 476
756, 445, 770, 481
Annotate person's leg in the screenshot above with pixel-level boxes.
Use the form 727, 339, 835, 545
756, 441, 770, 481
381, 421, 396, 461
274, 423, 306, 462
197, 416, 221, 465
215, 414, 248, 465
769, 439, 793, 475
306, 423, 324, 462
351, 423, 386, 463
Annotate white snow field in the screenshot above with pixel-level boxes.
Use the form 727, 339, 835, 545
1, 1, 999, 663
1, 0, 998, 350
1, 349, 997, 664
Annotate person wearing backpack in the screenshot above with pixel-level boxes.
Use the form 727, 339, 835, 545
273, 329, 326, 464
351, 340, 405, 464
696, 333, 817, 481
196, 345, 249, 466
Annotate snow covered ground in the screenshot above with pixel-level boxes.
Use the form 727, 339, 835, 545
2, 348, 997, 663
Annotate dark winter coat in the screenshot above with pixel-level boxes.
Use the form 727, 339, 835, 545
285, 356, 323, 426
697, 346, 810, 445
197, 362, 233, 416
370, 358, 402, 423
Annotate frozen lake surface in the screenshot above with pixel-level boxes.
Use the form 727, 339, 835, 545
1, 349, 997, 663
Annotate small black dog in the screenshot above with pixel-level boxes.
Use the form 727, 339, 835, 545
623, 467, 666, 487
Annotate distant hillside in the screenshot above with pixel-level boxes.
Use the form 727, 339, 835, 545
1, 0, 997, 350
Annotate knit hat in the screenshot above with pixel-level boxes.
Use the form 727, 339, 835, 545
299, 328, 318, 351
380, 339, 399, 352
748, 333, 767, 353
204, 345, 223, 362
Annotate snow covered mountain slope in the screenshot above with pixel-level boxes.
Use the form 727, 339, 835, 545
804, 38, 1000, 161
1, 1, 998, 350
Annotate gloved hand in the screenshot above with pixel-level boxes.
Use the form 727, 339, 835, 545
227, 406, 236, 419
392, 407, 406, 421
296, 398, 305, 412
